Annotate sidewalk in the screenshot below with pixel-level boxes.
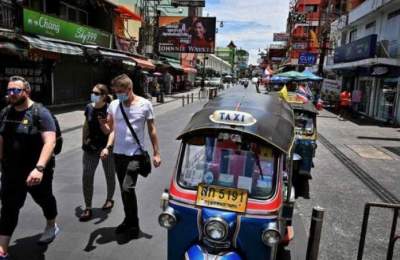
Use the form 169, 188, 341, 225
317, 108, 400, 199
57, 87, 204, 132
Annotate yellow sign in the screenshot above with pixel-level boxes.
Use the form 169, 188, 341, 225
196, 184, 248, 213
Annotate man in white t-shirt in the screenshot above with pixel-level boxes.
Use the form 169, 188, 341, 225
100, 74, 161, 238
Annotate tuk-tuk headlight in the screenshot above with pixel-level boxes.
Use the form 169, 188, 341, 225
261, 222, 281, 246
158, 207, 177, 229
204, 218, 228, 241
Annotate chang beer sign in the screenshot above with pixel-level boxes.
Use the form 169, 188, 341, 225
23, 9, 111, 48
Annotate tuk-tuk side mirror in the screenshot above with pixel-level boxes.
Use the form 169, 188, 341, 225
160, 189, 170, 211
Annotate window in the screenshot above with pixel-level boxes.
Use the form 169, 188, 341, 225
178, 134, 278, 199
60, 1, 88, 24
365, 21, 376, 36
305, 5, 318, 13
28, 0, 44, 11
349, 29, 357, 43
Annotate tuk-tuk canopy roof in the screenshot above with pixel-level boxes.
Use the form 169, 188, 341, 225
177, 93, 295, 154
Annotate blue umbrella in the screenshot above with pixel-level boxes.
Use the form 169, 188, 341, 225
270, 75, 290, 84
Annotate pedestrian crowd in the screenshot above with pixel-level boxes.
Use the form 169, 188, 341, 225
0, 74, 162, 259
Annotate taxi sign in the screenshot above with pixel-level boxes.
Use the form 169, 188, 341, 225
286, 95, 305, 104
209, 110, 256, 126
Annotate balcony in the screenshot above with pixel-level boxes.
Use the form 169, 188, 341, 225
348, 0, 392, 24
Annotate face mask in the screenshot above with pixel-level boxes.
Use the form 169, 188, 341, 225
91, 94, 101, 103
116, 93, 128, 102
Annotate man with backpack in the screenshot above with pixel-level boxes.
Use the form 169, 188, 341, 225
0, 76, 60, 259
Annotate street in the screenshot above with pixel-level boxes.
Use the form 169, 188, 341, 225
4, 84, 400, 260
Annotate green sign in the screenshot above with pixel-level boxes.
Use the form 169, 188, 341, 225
23, 9, 111, 48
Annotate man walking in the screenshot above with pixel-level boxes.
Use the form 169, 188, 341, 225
0, 76, 59, 259
101, 74, 161, 238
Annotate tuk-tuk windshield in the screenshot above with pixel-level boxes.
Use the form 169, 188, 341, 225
178, 133, 277, 199
294, 111, 314, 136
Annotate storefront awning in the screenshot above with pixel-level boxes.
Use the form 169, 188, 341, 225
326, 58, 400, 70
22, 35, 83, 56
98, 49, 131, 59
114, 5, 142, 21
131, 57, 155, 70
183, 66, 197, 74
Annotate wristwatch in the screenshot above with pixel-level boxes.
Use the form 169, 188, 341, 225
106, 145, 113, 151
35, 165, 45, 173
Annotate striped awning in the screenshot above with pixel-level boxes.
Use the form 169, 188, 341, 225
22, 35, 83, 56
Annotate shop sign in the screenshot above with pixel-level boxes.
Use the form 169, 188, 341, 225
292, 42, 307, 50
298, 52, 317, 65
23, 9, 111, 48
273, 33, 289, 42
334, 34, 377, 63
171, 0, 205, 7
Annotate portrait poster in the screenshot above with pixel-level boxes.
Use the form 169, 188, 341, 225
158, 16, 216, 53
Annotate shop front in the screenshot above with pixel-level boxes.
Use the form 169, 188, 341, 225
373, 77, 399, 123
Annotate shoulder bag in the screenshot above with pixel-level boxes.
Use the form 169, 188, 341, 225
119, 102, 152, 177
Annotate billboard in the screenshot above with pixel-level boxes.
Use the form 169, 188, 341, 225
298, 52, 318, 65
273, 33, 289, 42
158, 16, 216, 53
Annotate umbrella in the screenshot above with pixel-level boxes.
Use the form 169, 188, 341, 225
275, 70, 306, 81
300, 70, 323, 81
270, 75, 290, 84
153, 72, 162, 76
224, 75, 233, 78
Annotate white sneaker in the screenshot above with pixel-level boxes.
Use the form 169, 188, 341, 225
38, 223, 60, 244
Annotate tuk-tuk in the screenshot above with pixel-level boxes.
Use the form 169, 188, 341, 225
158, 93, 295, 259
286, 93, 318, 198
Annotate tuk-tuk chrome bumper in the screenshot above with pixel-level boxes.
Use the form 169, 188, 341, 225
185, 244, 242, 260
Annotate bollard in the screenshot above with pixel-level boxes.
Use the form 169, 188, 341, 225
209, 89, 213, 100
198, 91, 201, 100
191, 93, 194, 103
306, 206, 325, 260
182, 96, 185, 107
187, 94, 190, 104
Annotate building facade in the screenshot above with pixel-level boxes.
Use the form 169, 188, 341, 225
325, 0, 400, 124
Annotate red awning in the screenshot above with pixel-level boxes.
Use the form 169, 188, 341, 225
183, 66, 197, 74
131, 57, 155, 70
115, 6, 142, 21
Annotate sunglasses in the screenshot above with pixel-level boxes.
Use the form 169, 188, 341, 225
91, 91, 102, 96
7, 88, 25, 95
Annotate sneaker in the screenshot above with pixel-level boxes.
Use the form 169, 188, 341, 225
38, 223, 60, 244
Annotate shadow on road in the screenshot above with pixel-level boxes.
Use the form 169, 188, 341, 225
8, 234, 48, 260
75, 206, 110, 225
84, 227, 153, 252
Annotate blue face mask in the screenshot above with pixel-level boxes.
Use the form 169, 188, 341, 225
91, 94, 101, 103
116, 93, 128, 102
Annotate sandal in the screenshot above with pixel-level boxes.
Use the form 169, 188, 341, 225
79, 209, 92, 222
102, 200, 114, 211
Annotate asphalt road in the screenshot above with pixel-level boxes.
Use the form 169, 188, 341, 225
5, 83, 399, 260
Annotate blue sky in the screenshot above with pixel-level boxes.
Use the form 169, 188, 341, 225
204, 0, 290, 64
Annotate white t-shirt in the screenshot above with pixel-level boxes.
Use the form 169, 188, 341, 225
108, 97, 154, 156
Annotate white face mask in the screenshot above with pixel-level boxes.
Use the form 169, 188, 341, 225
91, 94, 101, 103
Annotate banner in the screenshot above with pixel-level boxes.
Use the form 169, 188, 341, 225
171, 0, 205, 7
158, 16, 216, 53
23, 9, 111, 48
298, 52, 318, 65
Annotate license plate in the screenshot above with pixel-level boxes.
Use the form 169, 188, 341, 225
196, 184, 248, 213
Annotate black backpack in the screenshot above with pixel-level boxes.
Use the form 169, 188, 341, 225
0, 103, 63, 155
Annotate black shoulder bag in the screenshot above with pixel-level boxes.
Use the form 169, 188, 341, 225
119, 102, 152, 177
